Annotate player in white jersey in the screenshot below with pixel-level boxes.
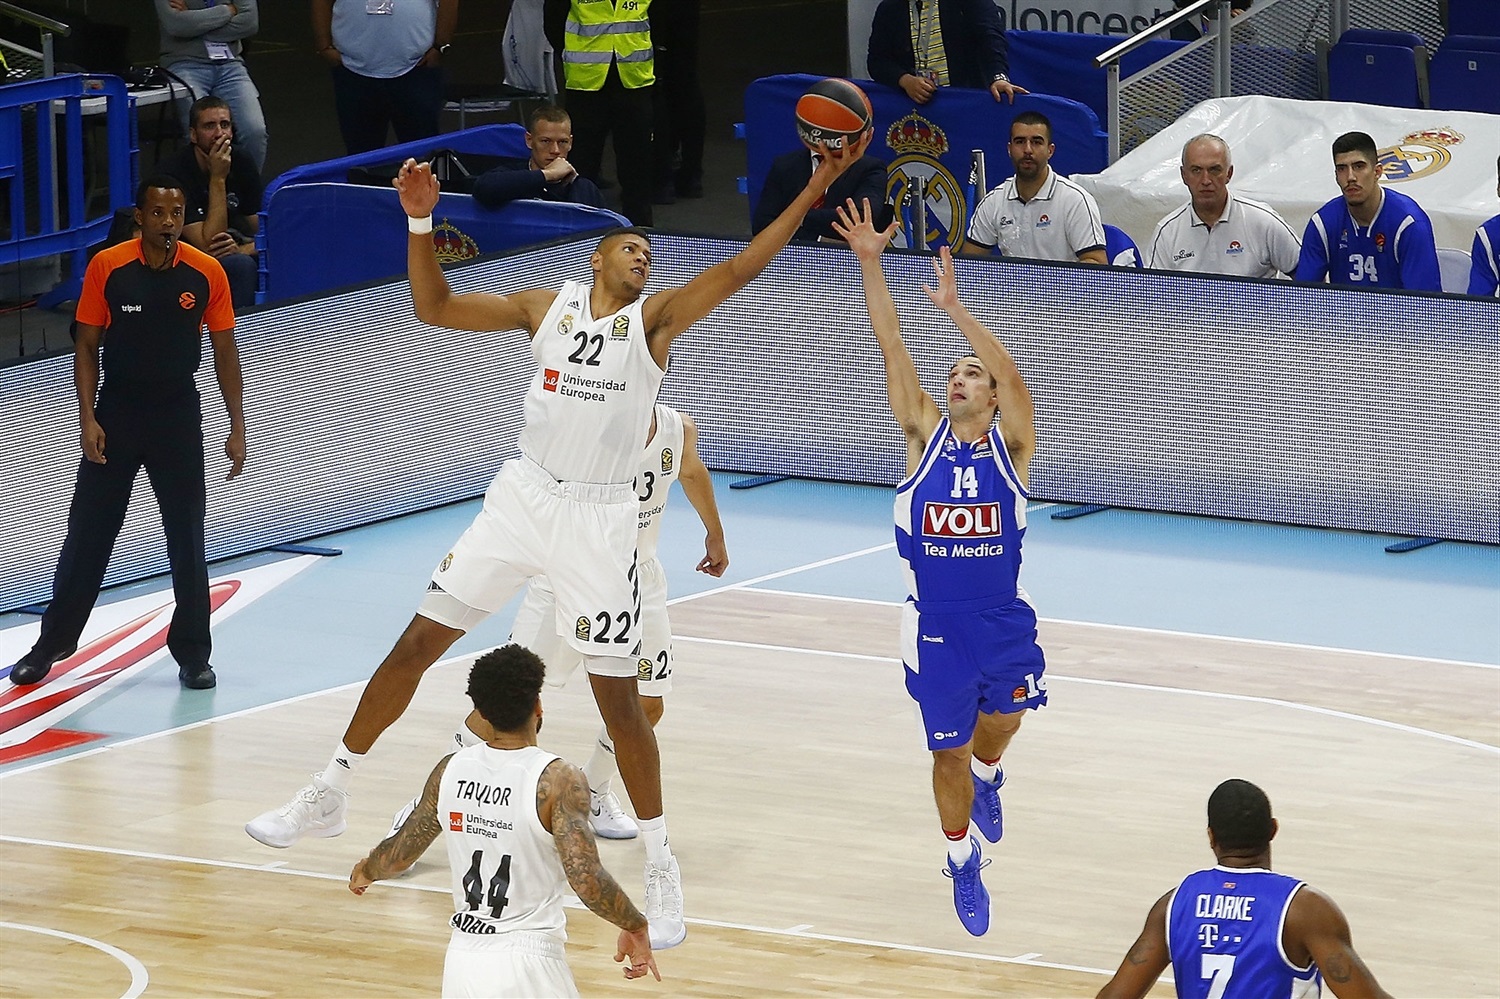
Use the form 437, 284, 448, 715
248, 136, 871, 950
508, 404, 727, 839
1097, 779, 1392, 999
349, 645, 659, 997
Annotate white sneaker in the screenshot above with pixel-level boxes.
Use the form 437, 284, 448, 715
590, 790, 639, 840
644, 856, 686, 949
387, 796, 423, 877
245, 774, 348, 848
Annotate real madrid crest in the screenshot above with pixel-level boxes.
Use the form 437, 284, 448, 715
432, 219, 480, 263
1379, 127, 1464, 183
883, 113, 967, 252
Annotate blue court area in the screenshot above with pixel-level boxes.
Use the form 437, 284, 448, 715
1, 472, 1494, 769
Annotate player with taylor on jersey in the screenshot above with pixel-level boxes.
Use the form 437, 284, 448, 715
834, 198, 1047, 937
1097, 779, 1393, 999
246, 135, 871, 951
349, 645, 659, 997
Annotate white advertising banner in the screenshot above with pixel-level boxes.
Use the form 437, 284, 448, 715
1074, 95, 1500, 255
846, 0, 1171, 79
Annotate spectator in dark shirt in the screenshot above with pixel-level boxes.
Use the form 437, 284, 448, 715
473, 105, 607, 211
753, 144, 890, 242
159, 96, 263, 306
1165, 0, 1253, 40
867, 0, 1026, 105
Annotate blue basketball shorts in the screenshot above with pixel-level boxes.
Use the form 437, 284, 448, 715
901, 594, 1048, 751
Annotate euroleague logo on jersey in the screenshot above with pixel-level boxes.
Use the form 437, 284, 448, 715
922, 502, 1004, 537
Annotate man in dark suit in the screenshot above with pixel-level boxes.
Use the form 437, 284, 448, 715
753, 145, 889, 241
867, 0, 1026, 105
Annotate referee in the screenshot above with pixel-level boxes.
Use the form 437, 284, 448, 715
7, 176, 245, 690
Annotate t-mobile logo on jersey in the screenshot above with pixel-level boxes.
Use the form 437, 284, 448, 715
543, 368, 560, 392
922, 502, 1003, 537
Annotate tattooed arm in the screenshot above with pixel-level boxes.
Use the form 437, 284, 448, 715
1287, 886, 1393, 999
540, 759, 660, 981
1096, 890, 1172, 999
349, 753, 452, 893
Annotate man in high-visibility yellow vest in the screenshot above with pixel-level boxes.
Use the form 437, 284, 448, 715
545, 0, 656, 226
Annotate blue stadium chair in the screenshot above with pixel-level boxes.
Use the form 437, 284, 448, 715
1438, 34, 1500, 52
1104, 224, 1142, 268
1447, 0, 1500, 38
1429, 45, 1500, 112
1326, 39, 1427, 108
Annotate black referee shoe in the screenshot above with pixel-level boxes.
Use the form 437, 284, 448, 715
179, 663, 217, 689
8, 645, 78, 686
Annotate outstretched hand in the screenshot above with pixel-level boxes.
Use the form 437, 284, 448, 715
393, 158, 441, 219
921, 245, 962, 313
832, 198, 898, 260
810, 128, 874, 188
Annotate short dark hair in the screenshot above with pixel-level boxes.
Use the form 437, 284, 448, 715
189, 95, 232, 129
467, 645, 546, 733
1207, 779, 1275, 852
528, 103, 571, 132
1011, 111, 1053, 143
1331, 130, 1378, 164
135, 174, 185, 208
596, 226, 652, 253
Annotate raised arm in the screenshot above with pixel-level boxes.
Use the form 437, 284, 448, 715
540, 759, 659, 981
349, 754, 451, 890
921, 246, 1036, 483
832, 198, 942, 469
395, 159, 557, 334
1096, 891, 1172, 999
678, 414, 728, 577
1287, 886, 1393, 999
641, 133, 873, 363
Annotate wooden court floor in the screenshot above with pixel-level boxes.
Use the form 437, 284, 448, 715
1, 590, 1496, 998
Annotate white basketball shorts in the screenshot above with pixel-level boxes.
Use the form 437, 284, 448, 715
511, 557, 673, 694
423, 456, 640, 663
442, 929, 577, 998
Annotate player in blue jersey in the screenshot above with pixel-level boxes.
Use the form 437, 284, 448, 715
1097, 779, 1392, 999
1468, 155, 1500, 297
834, 198, 1046, 937
1294, 130, 1441, 292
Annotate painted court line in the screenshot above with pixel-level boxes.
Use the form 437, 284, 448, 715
0, 834, 1118, 979
753, 587, 1500, 671
672, 635, 1500, 756
0, 920, 149, 999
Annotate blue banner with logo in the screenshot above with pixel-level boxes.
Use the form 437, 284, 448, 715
744, 74, 1107, 253
263, 185, 628, 302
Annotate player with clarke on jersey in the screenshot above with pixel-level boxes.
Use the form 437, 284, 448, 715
835, 198, 1048, 937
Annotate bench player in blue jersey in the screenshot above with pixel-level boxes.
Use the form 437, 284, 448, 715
1294, 130, 1441, 292
1097, 779, 1392, 999
834, 199, 1047, 937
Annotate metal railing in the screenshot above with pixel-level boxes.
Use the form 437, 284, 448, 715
0, 0, 70, 77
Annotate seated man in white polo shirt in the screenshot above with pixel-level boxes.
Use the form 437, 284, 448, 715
1145, 134, 1301, 278
964, 111, 1107, 263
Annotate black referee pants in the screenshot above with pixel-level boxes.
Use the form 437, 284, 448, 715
35, 384, 211, 670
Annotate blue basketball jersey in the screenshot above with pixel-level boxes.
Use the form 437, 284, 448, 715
1295, 188, 1441, 292
894, 419, 1028, 606
1168, 867, 1321, 999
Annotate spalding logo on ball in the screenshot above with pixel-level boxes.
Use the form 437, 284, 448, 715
795, 78, 873, 151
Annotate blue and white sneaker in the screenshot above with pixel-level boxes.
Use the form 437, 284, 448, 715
943, 836, 992, 936
970, 768, 1005, 843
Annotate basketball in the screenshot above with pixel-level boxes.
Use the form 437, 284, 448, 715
794, 78, 873, 152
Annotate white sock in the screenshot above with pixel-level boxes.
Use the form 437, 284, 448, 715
639, 815, 671, 866
454, 720, 483, 750
947, 834, 974, 866
321, 741, 363, 792
583, 726, 618, 793
971, 756, 1001, 784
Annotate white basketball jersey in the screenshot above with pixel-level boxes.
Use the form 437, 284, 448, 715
440, 744, 570, 941
518, 280, 666, 485
635, 404, 684, 562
